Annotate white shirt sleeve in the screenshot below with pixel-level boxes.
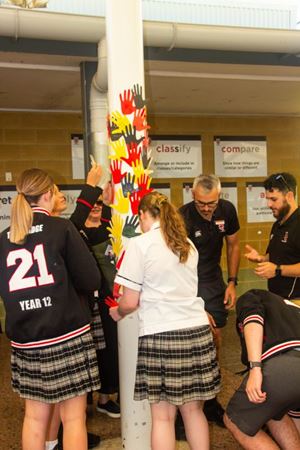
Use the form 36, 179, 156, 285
115, 237, 144, 292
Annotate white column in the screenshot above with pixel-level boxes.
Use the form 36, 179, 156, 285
106, 1, 151, 449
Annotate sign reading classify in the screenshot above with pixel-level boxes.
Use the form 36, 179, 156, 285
150, 138, 202, 178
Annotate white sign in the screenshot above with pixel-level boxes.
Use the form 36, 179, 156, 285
71, 134, 85, 180
246, 184, 274, 223
150, 138, 202, 179
214, 137, 267, 178
182, 183, 238, 211
0, 190, 16, 232
152, 183, 171, 200
58, 187, 82, 219
0, 186, 84, 232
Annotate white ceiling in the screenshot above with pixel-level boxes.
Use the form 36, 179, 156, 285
1, 50, 300, 116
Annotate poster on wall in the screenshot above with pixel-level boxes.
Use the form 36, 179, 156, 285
214, 136, 267, 178
0, 187, 16, 232
182, 182, 238, 211
246, 182, 274, 223
0, 186, 85, 233
57, 185, 83, 219
149, 136, 202, 179
152, 183, 171, 200
71, 134, 85, 180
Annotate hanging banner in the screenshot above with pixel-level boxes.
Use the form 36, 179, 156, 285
150, 136, 202, 179
246, 182, 274, 223
152, 183, 171, 199
71, 134, 85, 179
182, 182, 238, 211
214, 136, 267, 178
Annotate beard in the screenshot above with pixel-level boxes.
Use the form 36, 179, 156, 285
275, 201, 291, 221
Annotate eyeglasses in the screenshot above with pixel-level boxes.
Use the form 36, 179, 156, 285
194, 199, 219, 208
95, 200, 103, 206
275, 174, 292, 192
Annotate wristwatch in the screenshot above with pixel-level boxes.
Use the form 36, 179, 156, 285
249, 361, 262, 369
275, 265, 282, 277
227, 276, 238, 286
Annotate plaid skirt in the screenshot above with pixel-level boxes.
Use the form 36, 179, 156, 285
134, 325, 221, 405
11, 331, 101, 403
90, 302, 105, 351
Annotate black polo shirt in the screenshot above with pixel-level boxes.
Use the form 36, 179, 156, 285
267, 207, 300, 298
180, 199, 240, 282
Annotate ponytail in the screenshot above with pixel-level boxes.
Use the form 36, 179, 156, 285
139, 191, 191, 263
10, 168, 54, 244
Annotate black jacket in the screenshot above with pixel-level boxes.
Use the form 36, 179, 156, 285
0, 208, 101, 348
236, 289, 300, 366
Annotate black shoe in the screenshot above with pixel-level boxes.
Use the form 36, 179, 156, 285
175, 413, 187, 441
96, 400, 120, 418
57, 429, 100, 449
87, 391, 94, 405
87, 432, 101, 449
203, 399, 225, 427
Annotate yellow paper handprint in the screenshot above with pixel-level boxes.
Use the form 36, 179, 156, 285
107, 213, 124, 240
110, 189, 130, 214
110, 235, 123, 258
131, 160, 145, 179
111, 111, 130, 135
109, 139, 127, 161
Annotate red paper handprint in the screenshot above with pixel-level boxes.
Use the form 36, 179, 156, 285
137, 173, 152, 195
121, 142, 141, 167
110, 160, 126, 184
129, 190, 143, 215
113, 282, 122, 298
119, 89, 136, 115
116, 251, 125, 271
104, 296, 119, 307
133, 108, 150, 132
142, 130, 152, 150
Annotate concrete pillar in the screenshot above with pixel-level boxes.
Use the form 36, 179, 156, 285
106, 0, 151, 449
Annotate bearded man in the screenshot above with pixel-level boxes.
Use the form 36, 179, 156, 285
245, 172, 300, 300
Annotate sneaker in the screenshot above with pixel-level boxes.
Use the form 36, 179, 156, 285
96, 399, 121, 418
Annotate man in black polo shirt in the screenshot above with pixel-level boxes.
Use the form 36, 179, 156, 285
245, 172, 300, 433
180, 174, 240, 426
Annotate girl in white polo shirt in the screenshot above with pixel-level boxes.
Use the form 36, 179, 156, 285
110, 191, 220, 450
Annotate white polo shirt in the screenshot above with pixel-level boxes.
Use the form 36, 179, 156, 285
115, 222, 209, 336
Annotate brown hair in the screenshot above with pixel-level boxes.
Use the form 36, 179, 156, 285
138, 191, 191, 263
10, 168, 54, 244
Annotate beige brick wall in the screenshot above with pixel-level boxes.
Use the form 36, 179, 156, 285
1, 111, 299, 278
0, 111, 82, 185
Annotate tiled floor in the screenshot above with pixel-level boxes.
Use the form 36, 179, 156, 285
0, 311, 244, 449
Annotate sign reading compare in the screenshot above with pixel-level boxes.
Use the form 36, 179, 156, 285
214, 136, 267, 178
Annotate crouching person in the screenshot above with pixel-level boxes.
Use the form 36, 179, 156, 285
224, 289, 300, 450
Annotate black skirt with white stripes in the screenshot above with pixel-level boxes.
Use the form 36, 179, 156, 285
11, 331, 100, 403
134, 325, 221, 405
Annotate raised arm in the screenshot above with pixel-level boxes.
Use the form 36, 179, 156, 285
70, 163, 103, 230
